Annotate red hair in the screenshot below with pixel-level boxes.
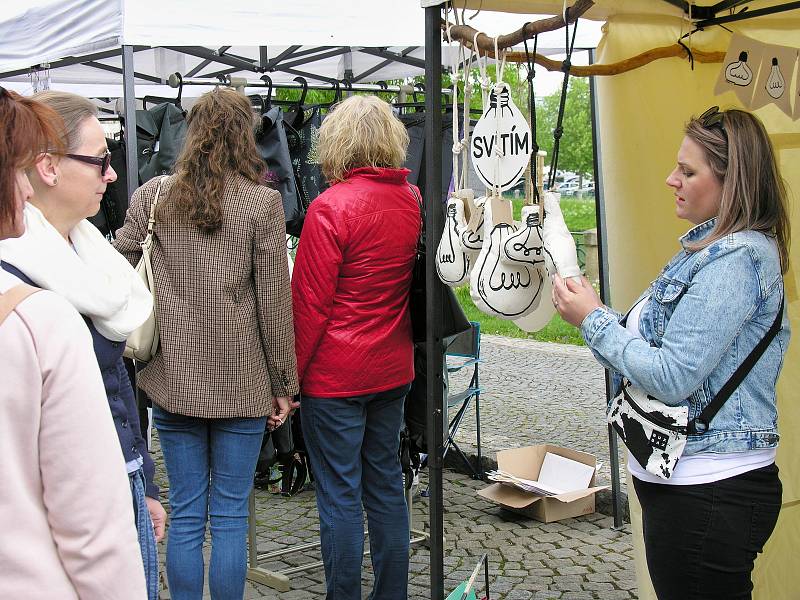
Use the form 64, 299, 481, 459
0, 87, 64, 231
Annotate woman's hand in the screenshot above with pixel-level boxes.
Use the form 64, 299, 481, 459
269, 396, 296, 430
552, 274, 603, 328
145, 497, 167, 542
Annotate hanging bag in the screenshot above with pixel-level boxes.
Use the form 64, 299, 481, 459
124, 176, 167, 362
608, 297, 784, 479
255, 107, 306, 236
408, 186, 471, 344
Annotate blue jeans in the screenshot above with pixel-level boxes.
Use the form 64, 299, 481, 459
153, 405, 266, 600
130, 468, 159, 600
301, 383, 411, 600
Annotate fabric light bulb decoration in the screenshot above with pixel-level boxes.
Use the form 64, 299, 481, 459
461, 195, 486, 256
469, 197, 540, 319
725, 51, 753, 86
751, 43, 798, 118
437, 189, 475, 287
714, 33, 765, 106
765, 58, 785, 99
514, 252, 557, 332
470, 83, 533, 192
542, 191, 581, 280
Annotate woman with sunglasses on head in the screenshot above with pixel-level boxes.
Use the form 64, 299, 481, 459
552, 107, 790, 600
0, 88, 147, 598
0, 91, 164, 599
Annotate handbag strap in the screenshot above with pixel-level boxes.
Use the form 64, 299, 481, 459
689, 294, 785, 434
146, 176, 168, 235
409, 184, 424, 251
0, 284, 41, 326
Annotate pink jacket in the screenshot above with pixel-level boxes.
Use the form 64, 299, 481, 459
0, 267, 147, 599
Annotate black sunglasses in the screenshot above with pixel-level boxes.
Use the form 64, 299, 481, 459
698, 106, 725, 132
65, 150, 112, 176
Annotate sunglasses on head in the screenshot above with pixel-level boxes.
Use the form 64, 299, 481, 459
65, 149, 112, 176
698, 106, 725, 132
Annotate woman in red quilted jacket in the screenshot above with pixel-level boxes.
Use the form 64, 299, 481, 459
292, 95, 420, 600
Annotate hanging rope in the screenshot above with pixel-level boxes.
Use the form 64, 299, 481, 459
491, 36, 507, 200
523, 30, 540, 205
547, 7, 579, 190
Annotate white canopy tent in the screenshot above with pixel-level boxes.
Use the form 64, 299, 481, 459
0, 0, 601, 97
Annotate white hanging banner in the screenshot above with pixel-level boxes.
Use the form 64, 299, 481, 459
714, 33, 765, 107
751, 43, 798, 118
470, 83, 533, 192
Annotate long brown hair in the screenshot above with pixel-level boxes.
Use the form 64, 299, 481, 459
684, 109, 791, 273
0, 87, 64, 232
162, 87, 264, 233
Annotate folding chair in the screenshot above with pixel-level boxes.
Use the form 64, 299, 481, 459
443, 321, 483, 479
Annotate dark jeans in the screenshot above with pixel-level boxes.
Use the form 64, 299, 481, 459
633, 463, 782, 600
300, 383, 411, 600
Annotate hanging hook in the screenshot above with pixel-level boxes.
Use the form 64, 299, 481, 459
331, 79, 342, 104
293, 76, 308, 108
260, 74, 273, 108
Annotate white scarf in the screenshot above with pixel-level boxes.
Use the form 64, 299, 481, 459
0, 203, 152, 342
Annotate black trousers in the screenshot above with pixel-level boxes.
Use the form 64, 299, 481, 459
633, 463, 782, 600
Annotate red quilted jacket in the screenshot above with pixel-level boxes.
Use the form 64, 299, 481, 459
292, 167, 421, 397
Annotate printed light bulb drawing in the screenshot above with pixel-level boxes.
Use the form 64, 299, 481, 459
470, 84, 532, 192
765, 57, 785, 99
725, 51, 753, 87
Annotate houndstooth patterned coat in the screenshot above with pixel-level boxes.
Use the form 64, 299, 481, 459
114, 174, 299, 418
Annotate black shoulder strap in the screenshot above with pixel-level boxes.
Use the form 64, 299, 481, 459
690, 295, 785, 434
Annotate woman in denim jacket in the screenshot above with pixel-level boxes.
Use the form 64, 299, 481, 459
553, 108, 790, 600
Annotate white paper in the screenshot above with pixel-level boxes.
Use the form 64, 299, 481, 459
538, 452, 595, 491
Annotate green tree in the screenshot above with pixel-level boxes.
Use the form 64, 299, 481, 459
535, 77, 593, 178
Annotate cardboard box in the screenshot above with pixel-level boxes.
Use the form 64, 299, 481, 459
477, 444, 608, 523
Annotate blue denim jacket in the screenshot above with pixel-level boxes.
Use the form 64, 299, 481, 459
582, 219, 789, 455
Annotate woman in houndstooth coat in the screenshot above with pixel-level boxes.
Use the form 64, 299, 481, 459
115, 87, 299, 600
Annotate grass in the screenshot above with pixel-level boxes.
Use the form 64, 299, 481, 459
454, 194, 596, 346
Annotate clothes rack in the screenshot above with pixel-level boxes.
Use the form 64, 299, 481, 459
168, 72, 453, 98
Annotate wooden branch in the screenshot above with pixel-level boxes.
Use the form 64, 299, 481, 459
508, 44, 726, 76
452, 35, 726, 77
443, 0, 594, 53
442, 1, 725, 78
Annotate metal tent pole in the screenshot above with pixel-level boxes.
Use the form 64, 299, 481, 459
121, 45, 139, 201
424, 5, 446, 600
587, 48, 624, 529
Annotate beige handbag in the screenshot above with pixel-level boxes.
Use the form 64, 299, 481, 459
0, 284, 41, 326
124, 176, 167, 362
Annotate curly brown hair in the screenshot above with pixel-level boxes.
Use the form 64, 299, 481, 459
0, 87, 64, 233
160, 87, 264, 233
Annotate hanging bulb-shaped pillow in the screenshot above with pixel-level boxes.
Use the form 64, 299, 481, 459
470, 197, 541, 319
460, 194, 485, 258
514, 251, 557, 332
499, 204, 548, 320
542, 191, 581, 280
501, 204, 547, 268
436, 189, 473, 287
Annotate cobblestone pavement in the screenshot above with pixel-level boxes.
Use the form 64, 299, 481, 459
154, 336, 637, 599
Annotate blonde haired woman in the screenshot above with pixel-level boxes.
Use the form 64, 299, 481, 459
114, 87, 298, 600
292, 95, 420, 600
0, 90, 163, 598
